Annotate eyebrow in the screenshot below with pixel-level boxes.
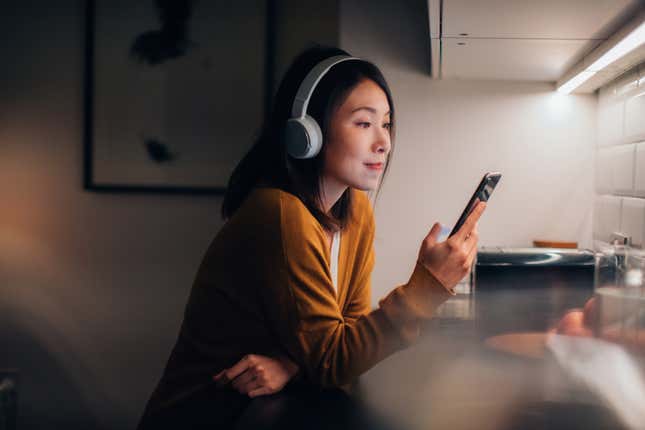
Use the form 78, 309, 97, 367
350, 106, 391, 115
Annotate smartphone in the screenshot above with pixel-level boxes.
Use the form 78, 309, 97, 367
449, 172, 502, 237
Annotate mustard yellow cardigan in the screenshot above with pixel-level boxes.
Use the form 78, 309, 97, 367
140, 187, 453, 420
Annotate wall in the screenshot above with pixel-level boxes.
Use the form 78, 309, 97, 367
0, 2, 340, 429
0, 2, 228, 429
340, 0, 597, 305
593, 61, 645, 246
272, 0, 339, 97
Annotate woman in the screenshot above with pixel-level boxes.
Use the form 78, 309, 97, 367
137, 45, 485, 429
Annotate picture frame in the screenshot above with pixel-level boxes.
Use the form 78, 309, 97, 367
83, 0, 274, 194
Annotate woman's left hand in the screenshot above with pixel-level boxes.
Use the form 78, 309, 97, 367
213, 354, 300, 398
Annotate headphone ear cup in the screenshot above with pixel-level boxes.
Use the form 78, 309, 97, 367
284, 115, 322, 159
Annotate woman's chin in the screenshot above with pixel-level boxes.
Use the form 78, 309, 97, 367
350, 178, 381, 192
353, 183, 376, 192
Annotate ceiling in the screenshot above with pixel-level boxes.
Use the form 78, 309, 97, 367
428, 0, 645, 82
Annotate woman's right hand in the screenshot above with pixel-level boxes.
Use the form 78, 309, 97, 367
416, 201, 486, 290
213, 354, 299, 398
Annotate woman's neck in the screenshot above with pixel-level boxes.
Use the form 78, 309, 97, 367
320, 177, 348, 214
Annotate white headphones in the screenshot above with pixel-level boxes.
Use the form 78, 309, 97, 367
284, 55, 361, 159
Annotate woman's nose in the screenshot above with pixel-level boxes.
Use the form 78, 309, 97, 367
374, 130, 391, 155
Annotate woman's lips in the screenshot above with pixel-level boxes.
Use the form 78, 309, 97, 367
365, 163, 384, 170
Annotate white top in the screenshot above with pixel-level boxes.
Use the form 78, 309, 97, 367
330, 229, 341, 294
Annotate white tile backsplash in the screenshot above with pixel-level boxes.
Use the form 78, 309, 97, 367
595, 145, 635, 195
634, 142, 645, 197
593, 195, 622, 243
625, 90, 645, 141
610, 144, 635, 194
597, 100, 624, 146
620, 197, 645, 248
594, 62, 645, 249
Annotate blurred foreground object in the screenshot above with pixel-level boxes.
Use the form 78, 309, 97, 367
0, 370, 17, 430
594, 245, 645, 351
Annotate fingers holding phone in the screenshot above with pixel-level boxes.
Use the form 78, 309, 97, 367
434, 171, 498, 285
415, 172, 498, 291
449, 172, 501, 238
454, 199, 486, 243
417, 203, 486, 290
463, 222, 480, 269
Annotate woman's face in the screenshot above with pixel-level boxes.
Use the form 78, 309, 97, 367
323, 78, 392, 193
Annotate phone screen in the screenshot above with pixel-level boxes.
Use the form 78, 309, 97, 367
449, 172, 501, 237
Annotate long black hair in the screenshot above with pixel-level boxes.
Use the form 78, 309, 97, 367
221, 45, 396, 232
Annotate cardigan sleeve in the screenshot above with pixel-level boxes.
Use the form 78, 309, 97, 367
255, 190, 454, 388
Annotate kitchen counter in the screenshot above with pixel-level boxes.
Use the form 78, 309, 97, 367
236, 259, 643, 430
355, 262, 641, 430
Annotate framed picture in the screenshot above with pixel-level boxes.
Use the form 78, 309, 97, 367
84, 0, 273, 194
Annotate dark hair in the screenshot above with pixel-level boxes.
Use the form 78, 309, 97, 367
221, 45, 396, 232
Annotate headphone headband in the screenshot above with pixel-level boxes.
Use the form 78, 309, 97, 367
290, 55, 360, 119
284, 54, 362, 159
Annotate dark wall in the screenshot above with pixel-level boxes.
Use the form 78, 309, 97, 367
0, 0, 341, 428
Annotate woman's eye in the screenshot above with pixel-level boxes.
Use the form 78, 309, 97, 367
356, 122, 371, 128
383, 122, 392, 130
